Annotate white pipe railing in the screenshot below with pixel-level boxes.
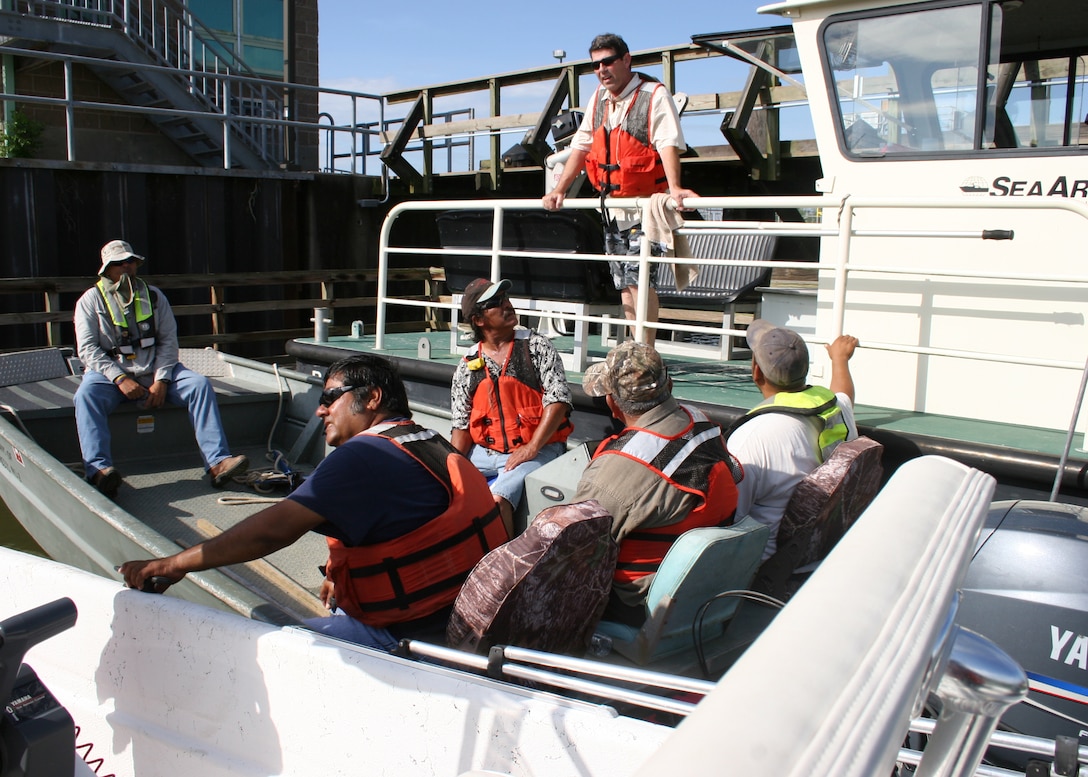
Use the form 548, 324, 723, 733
376, 194, 1088, 373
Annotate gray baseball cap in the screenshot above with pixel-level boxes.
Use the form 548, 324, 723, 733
746, 319, 809, 389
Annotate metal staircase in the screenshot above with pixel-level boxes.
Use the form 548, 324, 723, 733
0, 0, 284, 169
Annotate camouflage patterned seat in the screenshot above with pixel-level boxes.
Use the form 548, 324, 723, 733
753, 436, 885, 600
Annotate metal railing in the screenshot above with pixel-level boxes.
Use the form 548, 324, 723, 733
15, 0, 284, 164
0, 44, 384, 172
376, 194, 1088, 371
0, 267, 440, 354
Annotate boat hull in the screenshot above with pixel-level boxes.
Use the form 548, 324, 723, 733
0, 547, 671, 777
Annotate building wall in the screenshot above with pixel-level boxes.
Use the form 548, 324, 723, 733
4, 0, 321, 170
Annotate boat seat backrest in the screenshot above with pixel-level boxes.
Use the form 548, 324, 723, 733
655, 232, 778, 307
446, 499, 617, 655
753, 436, 884, 599
0, 348, 71, 387
595, 517, 769, 666
437, 209, 614, 303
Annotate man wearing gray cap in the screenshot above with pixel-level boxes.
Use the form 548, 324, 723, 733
726, 320, 859, 560
574, 341, 740, 626
73, 239, 247, 498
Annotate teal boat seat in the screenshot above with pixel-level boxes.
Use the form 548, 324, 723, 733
594, 516, 769, 666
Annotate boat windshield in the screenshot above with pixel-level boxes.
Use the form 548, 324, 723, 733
822, 0, 1088, 157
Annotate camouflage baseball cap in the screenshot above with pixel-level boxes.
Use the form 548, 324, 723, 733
583, 342, 669, 404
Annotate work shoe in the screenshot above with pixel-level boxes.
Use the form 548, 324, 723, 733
209, 455, 248, 488
91, 467, 122, 499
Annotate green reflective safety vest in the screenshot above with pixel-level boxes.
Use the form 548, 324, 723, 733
96, 278, 156, 357
728, 385, 848, 463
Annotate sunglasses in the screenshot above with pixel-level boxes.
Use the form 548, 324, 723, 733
319, 385, 355, 408
111, 258, 138, 266
592, 53, 623, 70
477, 293, 507, 311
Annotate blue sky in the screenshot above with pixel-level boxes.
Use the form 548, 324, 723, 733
317, 0, 775, 95
314, 0, 785, 171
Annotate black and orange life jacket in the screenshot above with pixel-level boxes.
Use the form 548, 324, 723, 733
465, 334, 572, 453
325, 421, 508, 628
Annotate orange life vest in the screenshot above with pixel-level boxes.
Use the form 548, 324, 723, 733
592, 405, 740, 584
584, 78, 668, 198
325, 422, 507, 628
465, 335, 573, 453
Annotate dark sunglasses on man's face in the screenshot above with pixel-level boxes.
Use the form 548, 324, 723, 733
478, 293, 507, 311
592, 53, 623, 70
319, 385, 355, 408
111, 258, 138, 266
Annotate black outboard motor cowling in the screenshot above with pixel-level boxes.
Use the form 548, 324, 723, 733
0, 598, 77, 777
957, 500, 1088, 770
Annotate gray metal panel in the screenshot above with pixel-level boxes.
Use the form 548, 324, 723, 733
0, 348, 70, 387
657, 233, 778, 304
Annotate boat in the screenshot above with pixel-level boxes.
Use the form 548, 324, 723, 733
287, 0, 1088, 504
2, 0, 1088, 771
0, 345, 333, 626
3, 454, 1072, 777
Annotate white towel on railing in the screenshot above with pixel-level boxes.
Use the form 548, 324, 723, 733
643, 192, 697, 291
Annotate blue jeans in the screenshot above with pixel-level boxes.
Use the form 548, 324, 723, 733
74, 364, 232, 478
303, 611, 398, 651
469, 441, 565, 509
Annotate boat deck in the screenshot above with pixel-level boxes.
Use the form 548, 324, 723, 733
289, 330, 1088, 502
0, 348, 330, 624
107, 445, 329, 603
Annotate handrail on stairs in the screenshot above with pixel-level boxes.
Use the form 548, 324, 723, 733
18, 0, 284, 166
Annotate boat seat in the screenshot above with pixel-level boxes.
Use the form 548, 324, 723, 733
447, 499, 617, 655
437, 209, 613, 302
753, 436, 885, 600
594, 516, 769, 666
652, 231, 778, 360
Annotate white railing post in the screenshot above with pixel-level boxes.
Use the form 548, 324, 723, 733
634, 199, 652, 344
222, 80, 231, 169
831, 199, 853, 340
63, 59, 75, 161
490, 204, 504, 282
913, 626, 1028, 777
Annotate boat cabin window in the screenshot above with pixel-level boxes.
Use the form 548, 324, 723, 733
822, 0, 1088, 158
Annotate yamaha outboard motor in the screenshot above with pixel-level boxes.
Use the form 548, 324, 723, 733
957, 500, 1088, 771
0, 598, 77, 777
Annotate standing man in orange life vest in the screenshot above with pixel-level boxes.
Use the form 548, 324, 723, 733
542, 33, 698, 344
121, 354, 506, 649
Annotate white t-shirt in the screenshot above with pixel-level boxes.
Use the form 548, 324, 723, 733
728, 393, 858, 560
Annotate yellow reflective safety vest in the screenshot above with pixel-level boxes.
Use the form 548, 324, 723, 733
95, 278, 156, 358
728, 386, 848, 463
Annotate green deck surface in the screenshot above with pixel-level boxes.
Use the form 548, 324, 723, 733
298, 331, 1082, 461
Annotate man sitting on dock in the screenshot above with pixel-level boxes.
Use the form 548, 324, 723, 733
120, 354, 508, 650
450, 278, 574, 535
74, 239, 247, 498
574, 342, 741, 626
726, 320, 860, 560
